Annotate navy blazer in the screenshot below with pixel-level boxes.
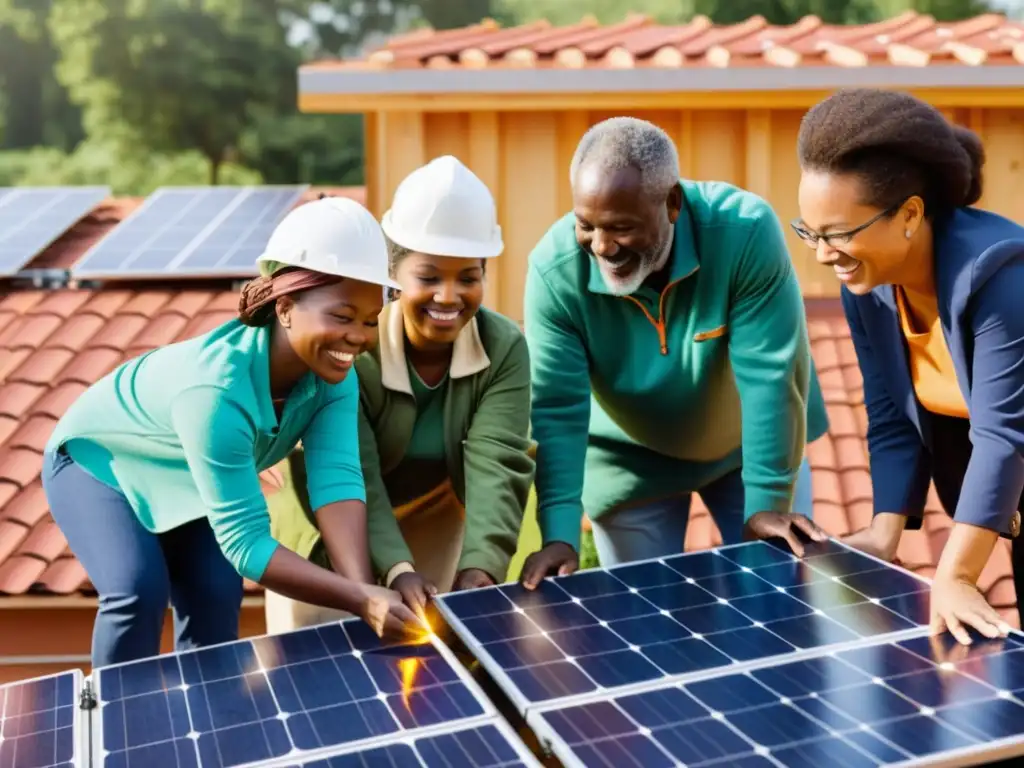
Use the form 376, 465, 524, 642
842, 207, 1024, 536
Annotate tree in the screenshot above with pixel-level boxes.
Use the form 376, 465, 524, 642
48, 0, 306, 184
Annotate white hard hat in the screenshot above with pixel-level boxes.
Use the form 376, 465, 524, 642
257, 197, 399, 289
381, 155, 503, 259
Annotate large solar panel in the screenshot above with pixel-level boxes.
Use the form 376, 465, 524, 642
0, 186, 110, 276
435, 540, 929, 714
528, 627, 1024, 767
0, 669, 83, 767
72, 186, 307, 279
92, 616, 538, 768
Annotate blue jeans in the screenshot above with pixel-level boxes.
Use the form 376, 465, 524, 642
592, 457, 815, 567
42, 448, 243, 669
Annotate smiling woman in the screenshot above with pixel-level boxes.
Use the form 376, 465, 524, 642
794, 88, 1024, 646
267, 157, 536, 633
41, 197, 424, 670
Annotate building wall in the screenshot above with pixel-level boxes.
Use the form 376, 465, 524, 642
0, 604, 267, 684
363, 106, 1024, 323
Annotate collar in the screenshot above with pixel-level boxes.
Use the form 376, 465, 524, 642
378, 302, 491, 395
587, 182, 700, 296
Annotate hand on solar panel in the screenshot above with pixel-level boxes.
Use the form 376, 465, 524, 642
359, 583, 428, 639
743, 511, 828, 557
391, 571, 437, 620
519, 541, 579, 590
453, 567, 497, 591
930, 574, 1011, 646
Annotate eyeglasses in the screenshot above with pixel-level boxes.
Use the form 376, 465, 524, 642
790, 202, 902, 249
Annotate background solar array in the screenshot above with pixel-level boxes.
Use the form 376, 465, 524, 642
436, 541, 929, 713
529, 627, 1024, 768
72, 186, 306, 279
0, 186, 110, 276
0, 670, 80, 768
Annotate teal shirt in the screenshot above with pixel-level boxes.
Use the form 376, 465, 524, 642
524, 180, 829, 549
46, 319, 366, 582
387, 361, 450, 505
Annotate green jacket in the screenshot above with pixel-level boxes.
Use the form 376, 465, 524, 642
272, 302, 535, 582
524, 179, 829, 550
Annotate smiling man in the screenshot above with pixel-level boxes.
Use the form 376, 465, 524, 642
520, 117, 831, 586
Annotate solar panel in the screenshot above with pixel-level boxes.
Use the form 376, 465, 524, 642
0, 669, 83, 767
528, 627, 1024, 767
72, 186, 307, 279
279, 720, 539, 767
435, 540, 929, 714
92, 617, 509, 767
0, 186, 110, 276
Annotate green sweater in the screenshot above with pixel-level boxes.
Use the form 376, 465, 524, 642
273, 303, 535, 582
524, 180, 829, 550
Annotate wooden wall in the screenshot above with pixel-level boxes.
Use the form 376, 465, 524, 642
363, 106, 1024, 323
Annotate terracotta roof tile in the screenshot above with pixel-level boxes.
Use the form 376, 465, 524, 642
0, 188, 365, 597
9, 349, 76, 387
328, 11, 1024, 70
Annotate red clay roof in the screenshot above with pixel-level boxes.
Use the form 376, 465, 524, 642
317, 12, 1024, 71
0, 186, 365, 597
0, 190, 1017, 625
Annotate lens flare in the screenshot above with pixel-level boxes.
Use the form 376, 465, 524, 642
398, 657, 421, 709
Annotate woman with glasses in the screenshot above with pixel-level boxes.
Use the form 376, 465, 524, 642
793, 88, 1024, 644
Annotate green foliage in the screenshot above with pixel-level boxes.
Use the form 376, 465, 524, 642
48, 0, 303, 182
0, 141, 261, 195
239, 111, 365, 186
496, 0, 687, 25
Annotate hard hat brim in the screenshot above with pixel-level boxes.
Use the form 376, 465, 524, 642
381, 210, 504, 259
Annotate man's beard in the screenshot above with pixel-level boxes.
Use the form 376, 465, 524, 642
599, 229, 673, 296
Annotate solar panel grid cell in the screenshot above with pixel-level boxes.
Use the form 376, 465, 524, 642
280, 722, 538, 767
0, 671, 80, 768
436, 541, 930, 712
529, 628, 1024, 767
0, 186, 110, 276
95, 619, 493, 768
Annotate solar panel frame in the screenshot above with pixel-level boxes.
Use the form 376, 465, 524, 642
71, 185, 308, 280
0, 185, 110, 277
434, 540, 932, 717
276, 718, 542, 767
89, 617, 503, 768
526, 627, 1024, 768
0, 668, 86, 768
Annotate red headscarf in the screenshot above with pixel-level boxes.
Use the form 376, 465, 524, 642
237, 268, 343, 326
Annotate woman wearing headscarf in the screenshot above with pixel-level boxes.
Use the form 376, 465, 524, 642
793, 88, 1024, 645
43, 197, 422, 669
267, 156, 534, 631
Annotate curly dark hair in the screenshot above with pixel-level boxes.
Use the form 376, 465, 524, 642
797, 88, 985, 219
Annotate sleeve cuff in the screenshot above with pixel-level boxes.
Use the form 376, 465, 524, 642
240, 537, 280, 583
743, 486, 794, 521
385, 561, 415, 588
308, 482, 366, 512
538, 504, 583, 552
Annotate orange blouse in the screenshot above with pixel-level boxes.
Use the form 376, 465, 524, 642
894, 286, 969, 419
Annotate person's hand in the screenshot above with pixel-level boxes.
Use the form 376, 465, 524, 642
520, 542, 578, 590
930, 575, 1012, 646
744, 511, 828, 557
453, 568, 496, 591
841, 513, 904, 562
357, 583, 426, 640
391, 571, 437, 621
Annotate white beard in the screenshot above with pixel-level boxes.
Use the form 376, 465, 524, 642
600, 235, 673, 296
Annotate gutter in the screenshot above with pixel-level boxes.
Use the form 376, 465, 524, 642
299, 63, 1024, 98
